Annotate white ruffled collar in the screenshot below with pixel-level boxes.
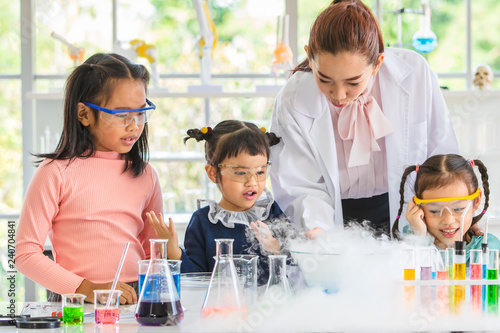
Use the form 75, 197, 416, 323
197, 188, 274, 228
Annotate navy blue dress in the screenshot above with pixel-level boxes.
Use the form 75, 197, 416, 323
179, 201, 285, 284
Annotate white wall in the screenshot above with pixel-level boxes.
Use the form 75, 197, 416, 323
443, 90, 500, 233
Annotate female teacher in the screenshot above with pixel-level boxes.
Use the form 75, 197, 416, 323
270, 0, 459, 238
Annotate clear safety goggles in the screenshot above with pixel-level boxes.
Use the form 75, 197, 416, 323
414, 188, 480, 218
81, 99, 155, 127
217, 162, 271, 183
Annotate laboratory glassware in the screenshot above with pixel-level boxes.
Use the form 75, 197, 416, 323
135, 239, 183, 326
265, 255, 293, 298
201, 239, 246, 317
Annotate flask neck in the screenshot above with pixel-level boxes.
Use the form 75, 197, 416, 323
269, 255, 287, 278
215, 238, 235, 258
150, 239, 168, 260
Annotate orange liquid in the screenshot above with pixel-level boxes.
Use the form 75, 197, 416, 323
404, 269, 415, 280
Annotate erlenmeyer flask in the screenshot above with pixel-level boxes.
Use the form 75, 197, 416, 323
201, 239, 246, 317
265, 255, 293, 297
135, 239, 183, 326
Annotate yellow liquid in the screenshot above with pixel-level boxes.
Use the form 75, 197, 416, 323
404, 268, 415, 280
454, 263, 466, 314
454, 263, 466, 280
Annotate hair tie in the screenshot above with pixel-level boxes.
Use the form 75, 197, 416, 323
396, 215, 400, 219
468, 159, 475, 167
260, 127, 266, 133
201, 126, 212, 134
482, 210, 486, 214
415, 164, 420, 172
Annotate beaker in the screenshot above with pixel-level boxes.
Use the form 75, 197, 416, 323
233, 254, 259, 305
138, 259, 182, 298
201, 239, 246, 317
265, 255, 293, 298
62, 294, 86, 325
93, 290, 122, 325
135, 239, 183, 326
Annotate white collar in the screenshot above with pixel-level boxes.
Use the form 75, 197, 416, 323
198, 188, 274, 228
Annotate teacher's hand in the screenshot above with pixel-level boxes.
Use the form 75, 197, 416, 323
405, 201, 427, 236
305, 227, 326, 240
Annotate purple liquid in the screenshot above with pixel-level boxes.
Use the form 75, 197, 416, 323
135, 301, 183, 326
420, 266, 432, 280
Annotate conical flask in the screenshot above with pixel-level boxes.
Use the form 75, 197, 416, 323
265, 255, 293, 297
135, 239, 183, 326
201, 239, 246, 317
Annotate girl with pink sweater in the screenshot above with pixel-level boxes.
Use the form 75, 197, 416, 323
15, 53, 161, 304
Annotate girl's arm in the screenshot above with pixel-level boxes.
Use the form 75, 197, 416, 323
180, 212, 211, 272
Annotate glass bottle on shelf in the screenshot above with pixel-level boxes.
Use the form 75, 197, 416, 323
201, 239, 247, 317
135, 239, 183, 326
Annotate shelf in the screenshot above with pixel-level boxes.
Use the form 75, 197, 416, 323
442, 89, 500, 99
26, 88, 282, 100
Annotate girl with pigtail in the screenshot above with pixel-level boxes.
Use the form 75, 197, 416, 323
146, 120, 291, 281
392, 154, 500, 261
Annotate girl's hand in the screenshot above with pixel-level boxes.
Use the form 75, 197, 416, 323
405, 200, 427, 236
75, 279, 137, 304
470, 223, 484, 236
250, 221, 280, 254
146, 211, 182, 260
305, 227, 326, 240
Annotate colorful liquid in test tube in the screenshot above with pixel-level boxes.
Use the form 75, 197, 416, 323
446, 247, 455, 314
470, 249, 482, 315
435, 250, 449, 316
482, 243, 488, 312
420, 249, 433, 307
487, 249, 499, 314
454, 241, 466, 314
403, 249, 416, 304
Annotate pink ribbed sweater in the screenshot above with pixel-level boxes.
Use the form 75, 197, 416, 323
15, 151, 162, 294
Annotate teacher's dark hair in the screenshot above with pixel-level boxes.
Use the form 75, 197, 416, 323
293, 0, 384, 74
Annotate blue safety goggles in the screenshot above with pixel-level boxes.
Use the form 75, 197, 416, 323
81, 99, 155, 127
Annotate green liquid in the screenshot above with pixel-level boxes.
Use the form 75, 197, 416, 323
487, 269, 498, 314
63, 306, 84, 325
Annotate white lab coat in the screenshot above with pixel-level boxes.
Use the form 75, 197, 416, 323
270, 47, 459, 233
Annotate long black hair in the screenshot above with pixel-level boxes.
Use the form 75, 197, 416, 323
35, 53, 150, 177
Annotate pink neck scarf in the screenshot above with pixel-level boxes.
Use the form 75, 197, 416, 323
336, 76, 393, 168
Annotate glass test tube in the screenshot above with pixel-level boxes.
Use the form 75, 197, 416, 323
470, 249, 482, 315
420, 249, 434, 308
487, 249, 499, 315
454, 241, 466, 314
482, 243, 488, 312
403, 249, 416, 305
446, 247, 455, 314
435, 250, 449, 316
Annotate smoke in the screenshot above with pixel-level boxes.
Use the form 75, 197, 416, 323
179, 224, 500, 332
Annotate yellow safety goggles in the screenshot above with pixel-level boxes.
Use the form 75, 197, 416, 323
413, 188, 481, 205
414, 188, 480, 218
